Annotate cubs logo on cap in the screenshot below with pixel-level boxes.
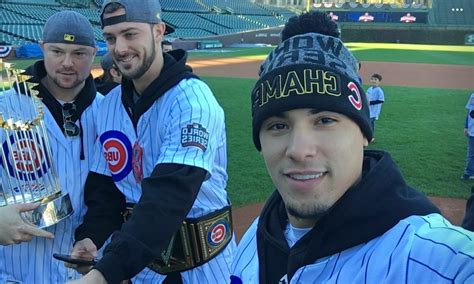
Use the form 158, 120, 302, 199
100, 130, 132, 182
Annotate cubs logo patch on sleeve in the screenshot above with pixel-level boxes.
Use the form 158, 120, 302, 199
181, 123, 209, 151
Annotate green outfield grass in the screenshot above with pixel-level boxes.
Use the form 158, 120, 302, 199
203, 76, 472, 207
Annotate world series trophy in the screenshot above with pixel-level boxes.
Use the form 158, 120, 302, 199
0, 60, 73, 228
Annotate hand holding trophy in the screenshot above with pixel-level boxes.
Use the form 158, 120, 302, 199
0, 60, 73, 229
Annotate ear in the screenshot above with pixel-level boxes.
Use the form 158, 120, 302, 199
153, 22, 166, 42
110, 68, 119, 77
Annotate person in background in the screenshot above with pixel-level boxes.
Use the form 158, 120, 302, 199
161, 40, 173, 53
94, 52, 121, 95
367, 73, 384, 140
462, 92, 474, 180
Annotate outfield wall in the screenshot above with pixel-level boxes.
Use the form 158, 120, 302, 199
175, 25, 474, 48
340, 24, 474, 45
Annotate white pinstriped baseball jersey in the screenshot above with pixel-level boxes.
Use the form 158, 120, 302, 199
0, 89, 103, 283
367, 86, 384, 120
91, 78, 235, 283
231, 214, 474, 283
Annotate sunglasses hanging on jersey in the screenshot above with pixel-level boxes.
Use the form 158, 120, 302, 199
62, 103, 80, 137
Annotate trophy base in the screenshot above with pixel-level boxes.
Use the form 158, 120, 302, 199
21, 193, 74, 229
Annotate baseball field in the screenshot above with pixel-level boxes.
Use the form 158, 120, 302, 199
8, 42, 474, 236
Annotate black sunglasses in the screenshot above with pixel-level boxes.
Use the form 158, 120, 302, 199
62, 103, 80, 137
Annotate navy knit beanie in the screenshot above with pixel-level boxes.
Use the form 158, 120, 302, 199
251, 33, 372, 150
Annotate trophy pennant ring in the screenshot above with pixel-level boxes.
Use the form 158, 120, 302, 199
0, 60, 73, 228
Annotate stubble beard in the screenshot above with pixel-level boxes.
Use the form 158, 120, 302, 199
48, 74, 85, 90
121, 39, 156, 80
286, 200, 330, 222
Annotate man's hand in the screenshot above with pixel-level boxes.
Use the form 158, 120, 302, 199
66, 269, 107, 284
66, 238, 98, 275
0, 203, 54, 245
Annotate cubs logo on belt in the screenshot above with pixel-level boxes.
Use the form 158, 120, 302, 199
100, 130, 132, 182
207, 220, 228, 247
1, 133, 50, 181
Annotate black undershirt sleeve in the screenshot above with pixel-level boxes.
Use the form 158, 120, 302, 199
93, 163, 206, 284
74, 172, 126, 249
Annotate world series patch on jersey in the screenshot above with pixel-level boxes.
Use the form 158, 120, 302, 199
181, 122, 209, 151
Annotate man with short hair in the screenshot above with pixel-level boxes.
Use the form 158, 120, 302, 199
94, 52, 122, 95
0, 10, 102, 283
69, 0, 235, 283
231, 11, 474, 283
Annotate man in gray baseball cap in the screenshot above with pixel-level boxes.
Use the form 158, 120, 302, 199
0, 10, 103, 283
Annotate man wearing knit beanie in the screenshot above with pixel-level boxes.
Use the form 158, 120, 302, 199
231, 11, 473, 283
0, 10, 103, 283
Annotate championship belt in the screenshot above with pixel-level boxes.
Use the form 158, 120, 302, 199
150, 206, 233, 274
123, 205, 233, 274
0, 60, 73, 228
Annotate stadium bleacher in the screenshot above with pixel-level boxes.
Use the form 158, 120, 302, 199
0, 0, 295, 45
200, 0, 271, 15
0, 0, 472, 46
161, 0, 208, 13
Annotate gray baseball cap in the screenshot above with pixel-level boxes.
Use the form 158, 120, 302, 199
100, 0, 175, 34
42, 10, 95, 47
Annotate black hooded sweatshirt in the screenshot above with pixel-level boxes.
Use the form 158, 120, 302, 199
74, 50, 208, 283
256, 150, 441, 283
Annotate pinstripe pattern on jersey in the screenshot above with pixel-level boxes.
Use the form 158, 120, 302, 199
0, 90, 103, 283
231, 218, 260, 284
91, 78, 235, 283
232, 214, 474, 283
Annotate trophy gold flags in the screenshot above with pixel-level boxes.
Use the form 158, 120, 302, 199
0, 60, 73, 228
